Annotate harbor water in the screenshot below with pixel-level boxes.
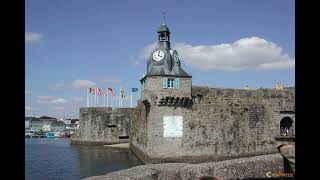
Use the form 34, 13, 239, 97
25, 138, 143, 180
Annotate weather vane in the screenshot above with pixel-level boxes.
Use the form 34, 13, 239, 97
162, 11, 166, 25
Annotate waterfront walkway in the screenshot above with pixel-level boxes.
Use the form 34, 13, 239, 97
103, 143, 129, 148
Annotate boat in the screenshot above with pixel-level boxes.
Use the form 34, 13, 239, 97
45, 132, 56, 138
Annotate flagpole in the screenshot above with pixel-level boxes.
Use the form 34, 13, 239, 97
97, 88, 99, 107
95, 87, 97, 107
131, 91, 133, 108
90, 91, 92, 107
87, 88, 89, 107
119, 87, 121, 108
103, 93, 105, 107
107, 92, 109, 107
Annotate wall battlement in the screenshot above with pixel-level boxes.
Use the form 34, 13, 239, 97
192, 86, 295, 100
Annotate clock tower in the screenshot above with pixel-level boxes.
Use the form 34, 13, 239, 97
141, 20, 192, 101
132, 18, 193, 163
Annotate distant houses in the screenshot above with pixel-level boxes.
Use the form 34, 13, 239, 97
51, 121, 66, 132
25, 116, 79, 133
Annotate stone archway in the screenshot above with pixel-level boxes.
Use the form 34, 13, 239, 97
280, 117, 294, 136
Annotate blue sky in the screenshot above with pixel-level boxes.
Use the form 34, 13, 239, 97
25, 0, 295, 118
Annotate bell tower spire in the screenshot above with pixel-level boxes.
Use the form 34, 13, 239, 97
157, 12, 171, 49
162, 12, 166, 25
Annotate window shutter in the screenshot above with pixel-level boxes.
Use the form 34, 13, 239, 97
176, 78, 180, 89
163, 78, 168, 88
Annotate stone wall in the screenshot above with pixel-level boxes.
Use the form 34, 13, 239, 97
130, 86, 295, 164
70, 107, 134, 145
84, 153, 286, 180
141, 76, 192, 101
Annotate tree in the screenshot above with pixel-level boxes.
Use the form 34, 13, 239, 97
39, 116, 56, 119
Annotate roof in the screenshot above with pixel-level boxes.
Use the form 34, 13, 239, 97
157, 24, 170, 34
30, 119, 42, 123
51, 121, 66, 126
25, 117, 34, 121
170, 63, 191, 76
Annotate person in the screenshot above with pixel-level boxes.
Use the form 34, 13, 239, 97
280, 126, 285, 136
284, 127, 289, 136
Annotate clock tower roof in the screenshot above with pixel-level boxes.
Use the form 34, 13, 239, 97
157, 24, 171, 34
144, 18, 191, 79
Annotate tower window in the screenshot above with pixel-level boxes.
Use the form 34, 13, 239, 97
160, 33, 167, 41
167, 79, 174, 88
163, 78, 180, 89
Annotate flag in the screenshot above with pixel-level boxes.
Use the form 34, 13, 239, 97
108, 87, 115, 96
104, 89, 108, 95
132, 88, 138, 92
121, 88, 125, 98
89, 87, 95, 93
97, 88, 102, 96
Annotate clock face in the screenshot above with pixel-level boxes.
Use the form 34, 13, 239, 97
152, 50, 165, 61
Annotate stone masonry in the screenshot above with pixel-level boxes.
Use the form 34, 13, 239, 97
130, 86, 295, 164
70, 107, 134, 145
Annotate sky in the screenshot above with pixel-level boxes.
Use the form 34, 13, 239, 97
25, 0, 295, 119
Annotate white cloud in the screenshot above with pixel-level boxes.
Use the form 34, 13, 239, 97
25, 106, 33, 111
25, 32, 43, 44
51, 98, 67, 104
71, 97, 84, 104
131, 42, 157, 68
37, 96, 68, 104
49, 83, 64, 91
138, 42, 157, 60
139, 37, 294, 71
72, 79, 96, 89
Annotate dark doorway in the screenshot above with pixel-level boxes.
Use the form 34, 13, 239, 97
280, 117, 294, 136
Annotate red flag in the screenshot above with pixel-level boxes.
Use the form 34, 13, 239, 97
108, 87, 115, 96
98, 88, 102, 96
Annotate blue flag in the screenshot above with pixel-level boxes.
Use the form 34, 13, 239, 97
132, 88, 138, 92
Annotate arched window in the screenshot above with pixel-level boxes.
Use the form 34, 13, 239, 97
280, 117, 294, 136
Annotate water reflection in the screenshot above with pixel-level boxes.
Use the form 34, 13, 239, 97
72, 145, 143, 179
25, 139, 143, 180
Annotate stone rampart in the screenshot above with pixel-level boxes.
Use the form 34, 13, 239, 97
70, 107, 134, 145
130, 86, 295, 163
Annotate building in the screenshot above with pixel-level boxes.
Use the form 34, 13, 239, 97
25, 117, 32, 129
243, 85, 252, 90
275, 82, 284, 90
50, 121, 66, 132
129, 21, 295, 164
29, 119, 44, 132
